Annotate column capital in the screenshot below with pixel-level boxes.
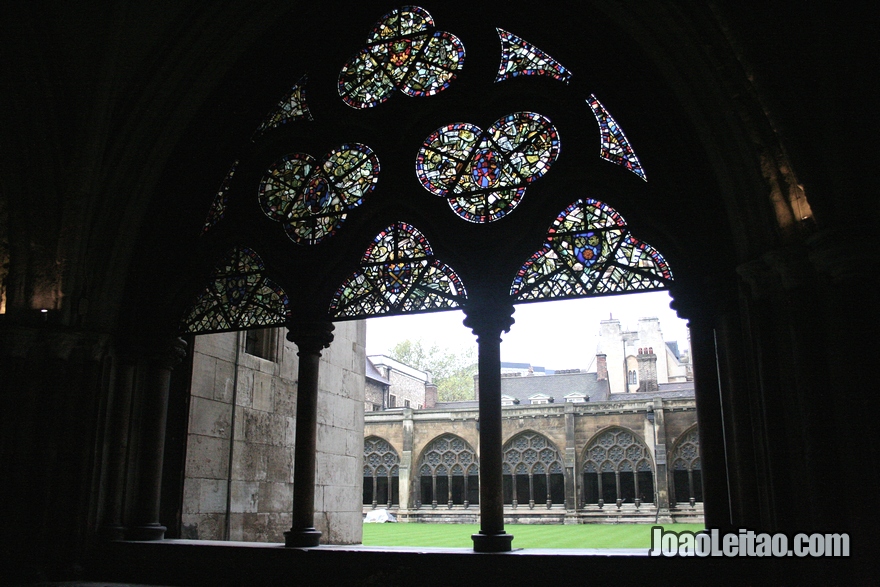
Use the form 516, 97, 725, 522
148, 336, 187, 371
461, 300, 515, 341
286, 320, 335, 355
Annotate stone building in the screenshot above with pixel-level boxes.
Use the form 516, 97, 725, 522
599, 317, 692, 393
366, 355, 436, 410
182, 326, 365, 543
2, 2, 873, 584
364, 330, 702, 524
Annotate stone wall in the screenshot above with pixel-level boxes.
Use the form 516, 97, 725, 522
364, 396, 702, 523
182, 321, 365, 543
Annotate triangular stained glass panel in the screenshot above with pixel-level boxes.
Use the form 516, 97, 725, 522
511, 199, 671, 301
202, 161, 238, 234
495, 28, 572, 84
587, 95, 647, 181
330, 222, 467, 319
253, 76, 313, 139
180, 247, 290, 334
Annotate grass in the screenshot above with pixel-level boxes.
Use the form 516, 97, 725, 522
362, 523, 705, 549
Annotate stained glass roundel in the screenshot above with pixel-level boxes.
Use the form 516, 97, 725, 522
416, 112, 560, 223
258, 143, 379, 245
338, 6, 465, 109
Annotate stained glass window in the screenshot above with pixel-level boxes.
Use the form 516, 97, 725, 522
495, 28, 572, 84
510, 198, 672, 301
330, 221, 467, 319
253, 75, 313, 138
416, 112, 560, 223
338, 6, 465, 109
588, 94, 646, 181
181, 246, 290, 334
258, 143, 380, 245
202, 161, 238, 234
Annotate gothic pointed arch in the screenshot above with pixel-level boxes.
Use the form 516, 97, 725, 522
415, 433, 479, 508
502, 430, 565, 508
669, 425, 702, 505
363, 436, 401, 508
581, 427, 654, 506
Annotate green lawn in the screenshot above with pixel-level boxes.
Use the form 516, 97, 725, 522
362, 523, 705, 549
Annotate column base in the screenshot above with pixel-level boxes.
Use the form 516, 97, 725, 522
284, 528, 322, 547
126, 524, 166, 541
97, 525, 127, 541
656, 508, 674, 524
471, 532, 514, 552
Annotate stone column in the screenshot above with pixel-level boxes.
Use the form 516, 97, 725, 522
98, 350, 137, 540
127, 337, 187, 540
284, 320, 334, 547
651, 398, 672, 522
399, 408, 414, 511
463, 302, 514, 553
563, 401, 578, 522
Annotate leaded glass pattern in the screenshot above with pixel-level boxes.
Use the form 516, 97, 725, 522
330, 222, 467, 319
510, 198, 672, 301
258, 144, 379, 245
672, 428, 700, 472
338, 6, 465, 109
202, 161, 238, 234
582, 428, 652, 473
416, 112, 560, 222
253, 75, 313, 138
181, 246, 290, 334
417, 434, 478, 476
588, 94, 646, 180
494, 28, 572, 84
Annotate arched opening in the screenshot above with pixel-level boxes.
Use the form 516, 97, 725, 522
415, 433, 479, 509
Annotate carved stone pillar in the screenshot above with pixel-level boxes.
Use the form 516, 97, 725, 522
463, 302, 514, 553
284, 320, 334, 547
98, 349, 137, 540
127, 337, 187, 540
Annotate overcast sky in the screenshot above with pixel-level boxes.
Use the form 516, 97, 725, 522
365, 290, 690, 371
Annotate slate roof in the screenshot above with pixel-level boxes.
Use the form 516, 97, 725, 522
434, 370, 611, 409
365, 357, 390, 386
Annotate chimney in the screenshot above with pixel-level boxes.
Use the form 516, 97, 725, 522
424, 381, 438, 409
636, 348, 659, 392
596, 354, 608, 381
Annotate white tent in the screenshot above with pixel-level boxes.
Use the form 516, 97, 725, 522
363, 509, 397, 523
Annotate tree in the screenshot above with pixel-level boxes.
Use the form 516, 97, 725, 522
389, 339, 477, 402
